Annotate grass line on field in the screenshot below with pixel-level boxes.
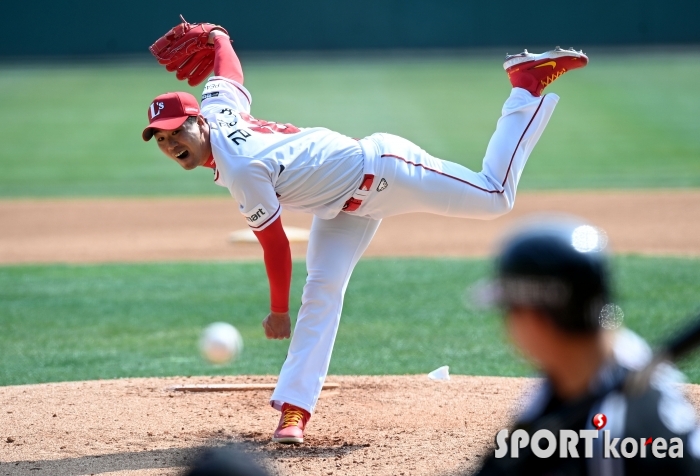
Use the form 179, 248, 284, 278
1, 256, 699, 386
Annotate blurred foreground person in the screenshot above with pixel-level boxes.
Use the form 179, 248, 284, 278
473, 217, 700, 475
184, 446, 269, 476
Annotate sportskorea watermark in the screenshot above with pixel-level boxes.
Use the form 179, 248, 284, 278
495, 414, 683, 459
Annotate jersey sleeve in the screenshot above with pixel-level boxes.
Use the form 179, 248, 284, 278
228, 160, 282, 232
200, 76, 252, 116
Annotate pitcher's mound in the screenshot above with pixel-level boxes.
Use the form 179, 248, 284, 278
3, 375, 700, 475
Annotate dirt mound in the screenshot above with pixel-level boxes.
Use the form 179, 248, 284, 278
2, 375, 700, 475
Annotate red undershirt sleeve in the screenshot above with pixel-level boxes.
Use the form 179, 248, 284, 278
213, 35, 244, 84
253, 216, 291, 313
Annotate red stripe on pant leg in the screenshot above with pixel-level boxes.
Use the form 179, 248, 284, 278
500, 94, 547, 187
380, 94, 547, 194
380, 154, 502, 194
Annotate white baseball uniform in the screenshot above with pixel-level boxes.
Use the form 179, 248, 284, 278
201, 75, 558, 414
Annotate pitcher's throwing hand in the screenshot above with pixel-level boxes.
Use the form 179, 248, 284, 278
262, 312, 291, 340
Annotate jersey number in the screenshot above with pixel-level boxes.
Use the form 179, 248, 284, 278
240, 112, 300, 135
227, 129, 252, 145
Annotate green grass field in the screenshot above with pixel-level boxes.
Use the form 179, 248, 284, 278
2, 257, 699, 386
1, 51, 700, 197
1, 52, 698, 389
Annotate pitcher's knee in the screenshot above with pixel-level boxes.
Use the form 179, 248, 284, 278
482, 195, 515, 219
300, 278, 345, 314
303, 274, 345, 295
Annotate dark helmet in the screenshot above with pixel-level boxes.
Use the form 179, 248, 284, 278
185, 446, 269, 476
495, 217, 612, 333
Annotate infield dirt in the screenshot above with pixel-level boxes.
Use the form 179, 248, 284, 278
2, 190, 700, 264
2, 189, 700, 475
3, 375, 699, 476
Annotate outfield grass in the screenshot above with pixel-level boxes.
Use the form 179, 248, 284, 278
1, 256, 698, 386
1, 51, 699, 197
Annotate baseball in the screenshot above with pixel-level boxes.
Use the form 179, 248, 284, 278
200, 322, 243, 364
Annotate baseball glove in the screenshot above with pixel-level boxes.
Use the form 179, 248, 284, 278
150, 15, 229, 86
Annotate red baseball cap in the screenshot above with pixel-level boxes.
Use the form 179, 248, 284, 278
142, 92, 201, 141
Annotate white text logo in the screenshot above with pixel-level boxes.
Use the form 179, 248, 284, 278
494, 429, 683, 459
150, 101, 165, 119
244, 203, 270, 224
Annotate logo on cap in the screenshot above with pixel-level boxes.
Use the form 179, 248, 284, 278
150, 101, 165, 119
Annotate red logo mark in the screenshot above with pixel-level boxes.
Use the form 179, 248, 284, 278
592, 413, 607, 430
645, 437, 653, 446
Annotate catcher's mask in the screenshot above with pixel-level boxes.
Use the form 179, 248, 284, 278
483, 215, 613, 333
142, 91, 200, 141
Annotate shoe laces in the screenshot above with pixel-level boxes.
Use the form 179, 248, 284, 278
541, 68, 567, 87
281, 407, 307, 429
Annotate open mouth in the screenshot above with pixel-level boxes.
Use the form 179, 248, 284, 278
175, 150, 190, 160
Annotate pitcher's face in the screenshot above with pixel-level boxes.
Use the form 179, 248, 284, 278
153, 116, 210, 170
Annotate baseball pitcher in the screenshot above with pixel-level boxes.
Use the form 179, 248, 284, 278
142, 18, 588, 444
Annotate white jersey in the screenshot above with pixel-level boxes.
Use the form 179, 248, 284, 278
200, 76, 364, 230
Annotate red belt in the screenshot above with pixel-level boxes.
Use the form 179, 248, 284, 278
342, 174, 374, 212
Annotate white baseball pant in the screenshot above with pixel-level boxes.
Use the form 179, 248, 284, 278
271, 88, 559, 413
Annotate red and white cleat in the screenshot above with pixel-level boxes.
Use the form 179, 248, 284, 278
504, 47, 588, 96
272, 403, 311, 444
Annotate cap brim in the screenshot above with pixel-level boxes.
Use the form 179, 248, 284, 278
142, 115, 189, 142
